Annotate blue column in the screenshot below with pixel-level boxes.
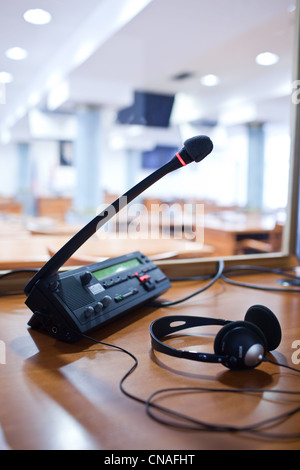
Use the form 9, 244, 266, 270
246, 123, 265, 210
72, 106, 103, 221
16, 142, 36, 215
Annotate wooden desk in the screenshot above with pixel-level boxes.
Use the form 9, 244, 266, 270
203, 212, 280, 256
0, 234, 213, 270
1, 271, 300, 450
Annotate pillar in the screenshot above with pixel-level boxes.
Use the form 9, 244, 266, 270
16, 142, 36, 215
246, 123, 265, 210
72, 106, 103, 221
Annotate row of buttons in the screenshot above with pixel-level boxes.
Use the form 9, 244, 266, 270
113, 273, 168, 303
102, 275, 128, 288
101, 265, 156, 288
84, 295, 112, 318
114, 288, 138, 303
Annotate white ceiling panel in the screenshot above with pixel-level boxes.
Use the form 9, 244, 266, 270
0, 0, 297, 141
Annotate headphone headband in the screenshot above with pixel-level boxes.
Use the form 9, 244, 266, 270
150, 307, 281, 371
150, 315, 231, 365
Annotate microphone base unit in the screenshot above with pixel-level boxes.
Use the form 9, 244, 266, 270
26, 251, 171, 343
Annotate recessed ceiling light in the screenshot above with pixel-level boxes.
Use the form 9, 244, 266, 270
255, 52, 279, 66
200, 74, 220, 87
23, 8, 52, 25
5, 47, 28, 60
0, 72, 13, 83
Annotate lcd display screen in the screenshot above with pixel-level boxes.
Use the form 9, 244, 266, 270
93, 258, 141, 280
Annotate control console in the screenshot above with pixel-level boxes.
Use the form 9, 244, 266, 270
26, 251, 171, 342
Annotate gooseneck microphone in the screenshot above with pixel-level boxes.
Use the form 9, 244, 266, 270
24, 135, 213, 296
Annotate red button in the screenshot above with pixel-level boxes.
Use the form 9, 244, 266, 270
138, 274, 151, 282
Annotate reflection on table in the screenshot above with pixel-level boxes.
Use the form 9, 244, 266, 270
1, 270, 300, 450
0, 202, 284, 270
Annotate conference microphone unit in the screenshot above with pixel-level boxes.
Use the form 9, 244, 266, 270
24, 135, 213, 342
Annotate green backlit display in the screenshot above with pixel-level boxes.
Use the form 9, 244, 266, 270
93, 258, 141, 280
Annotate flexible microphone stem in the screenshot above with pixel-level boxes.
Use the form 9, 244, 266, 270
24, 135, 213, 296
24, 157, 181, 295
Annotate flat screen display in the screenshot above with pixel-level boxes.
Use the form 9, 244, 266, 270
116, 91, 174, 128
93, 258, 141, 280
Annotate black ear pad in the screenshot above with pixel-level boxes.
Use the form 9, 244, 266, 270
214, 321, 267, 370
244, 305, 282, 352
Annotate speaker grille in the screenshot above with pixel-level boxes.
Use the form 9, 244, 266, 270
57, 277, 95, 310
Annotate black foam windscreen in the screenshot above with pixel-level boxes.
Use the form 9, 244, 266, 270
184, 135, 214, 162
244, 304, 282, 352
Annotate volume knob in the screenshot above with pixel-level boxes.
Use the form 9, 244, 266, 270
84, 306, 94, 318
80, 271, 93, 286
102, 295, 112, 307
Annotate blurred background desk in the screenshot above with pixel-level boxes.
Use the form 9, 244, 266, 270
0, 271, 300, 450
0, 208, 283, 270
0, 232, 214, 270
203, 212, 283, 256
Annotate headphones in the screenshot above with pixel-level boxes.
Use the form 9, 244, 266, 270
150, 305, 282, 370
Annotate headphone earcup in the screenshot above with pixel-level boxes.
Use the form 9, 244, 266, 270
214, 321, 267, 370
244, 305, 281, 352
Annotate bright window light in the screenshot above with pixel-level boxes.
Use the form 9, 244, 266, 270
0, 72, 13, 83
255, 52, 279, 66
47, 80, 70, 110
23, 8, 52, 25
200, 74, 220, 87
5, 47, 28, 60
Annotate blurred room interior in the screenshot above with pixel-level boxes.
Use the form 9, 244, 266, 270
0, 0, 296, 268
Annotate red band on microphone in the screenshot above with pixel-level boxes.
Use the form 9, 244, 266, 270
176, 152, 186, 166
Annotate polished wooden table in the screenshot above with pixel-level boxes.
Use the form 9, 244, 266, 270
203, 212, 280, 256
1, 270, 300, 450
0, 234, 213, 270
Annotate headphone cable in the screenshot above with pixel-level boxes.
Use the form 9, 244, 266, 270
80, 331, 300, 440
221, 265, 300, 293
148, 259, 224, 307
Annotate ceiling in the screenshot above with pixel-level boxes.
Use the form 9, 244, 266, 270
0, 0, 297, 143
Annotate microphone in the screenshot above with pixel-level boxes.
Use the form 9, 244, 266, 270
24, 135, 213, 296
174, 135, 213, 165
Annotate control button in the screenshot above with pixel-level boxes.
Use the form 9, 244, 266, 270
122, 288, 138, 298
94, 302, 103, 313
114, 289, 138, 303
147, 264, 156, 271
102, 295, 112, 307
137, 273, 156, 291
143, 281, 156, 291
80, 271, 93, 286
48, 280, 59, 291
111, 276, 127, 285
84, 306, 94, 318
155, 275, 167, 283
138, 274, 151, 282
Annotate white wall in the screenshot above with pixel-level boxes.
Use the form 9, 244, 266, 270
0, 143, 18, 197
0, 122, 291, 212
134, 125, 249, 207
263, 123, 291, 210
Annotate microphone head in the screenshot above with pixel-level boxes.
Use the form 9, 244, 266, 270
184, 135, 213, 163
